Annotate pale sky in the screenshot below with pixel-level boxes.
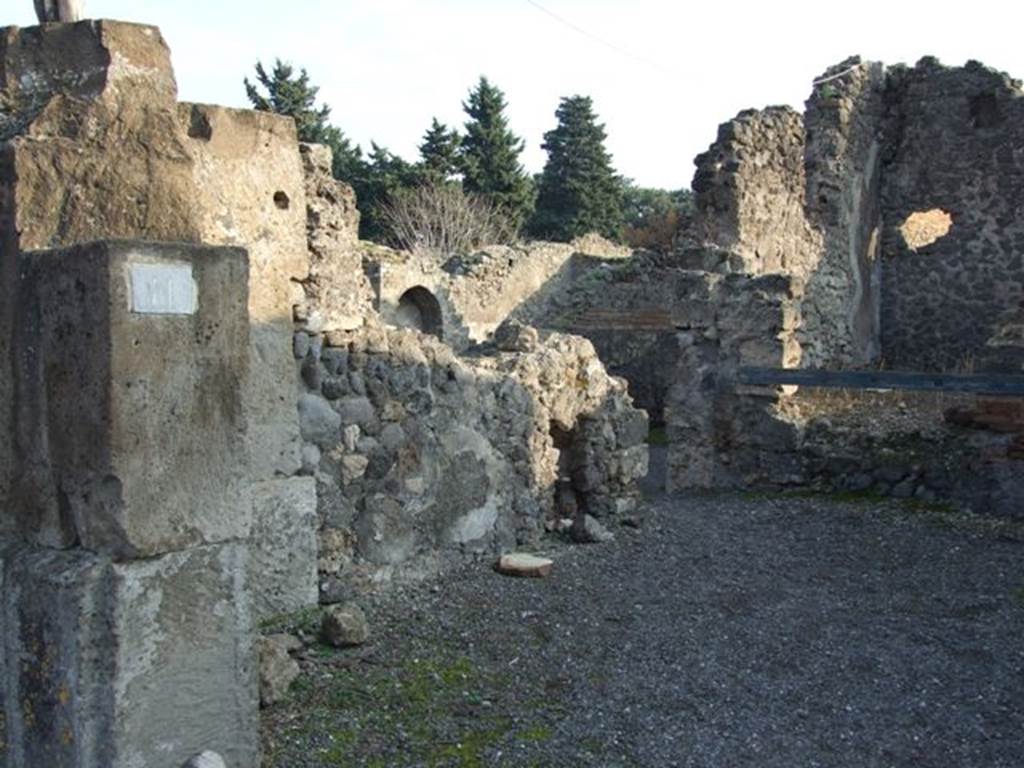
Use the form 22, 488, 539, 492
9, 1, 1023, 189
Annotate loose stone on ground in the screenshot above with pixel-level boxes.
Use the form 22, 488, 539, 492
494, 552, 554, 578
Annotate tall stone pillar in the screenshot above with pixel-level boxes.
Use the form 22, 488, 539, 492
2, 241, 259, 766
0, 20, 319, 767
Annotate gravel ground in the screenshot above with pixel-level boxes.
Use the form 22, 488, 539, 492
263, 478, 1024, 767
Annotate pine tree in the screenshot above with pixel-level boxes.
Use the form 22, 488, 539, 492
418, 118, 462, 183
245, 59, 333, 143
460, 77, 533, 233
530, 95, 625, 242
244, 59, 363, 182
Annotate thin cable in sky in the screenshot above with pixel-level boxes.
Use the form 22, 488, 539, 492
523, 0, 677, 78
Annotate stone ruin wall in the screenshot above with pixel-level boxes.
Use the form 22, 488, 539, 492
373, 236, 631, 349
682, 55, 1024, 376
662, 55, 1024, 513
684, 58, 886, 369
296, 160, 647, 592
880, 59, 1024, 372
0, 19, 649, 767
0, 20, 320, 766
299, 142, 375, 334
3, 18, 1023, 765
292, 322, 646, 595
689, 106, 820, 277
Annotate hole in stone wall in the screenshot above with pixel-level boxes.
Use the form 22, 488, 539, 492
273, 191, 290, 210
186, 106, 213, 140
395, 286, 443, 339
899, 209, 953, 252
969, 92, 1001, 129
550, 422, 582, 520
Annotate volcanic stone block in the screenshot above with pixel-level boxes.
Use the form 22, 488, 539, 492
11, 240, 250, 559
0, 541, 258, 768
0, 20, 179, 111
248, 477, 318, 620
183, 102, 308, 478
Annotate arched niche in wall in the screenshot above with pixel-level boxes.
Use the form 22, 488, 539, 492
395, 286, 444, 339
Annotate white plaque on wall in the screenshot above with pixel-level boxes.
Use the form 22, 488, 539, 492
128, 262, 197, 315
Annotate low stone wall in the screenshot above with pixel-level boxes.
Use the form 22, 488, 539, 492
373, 237, 631, 351
292, 324, 648, 593
671, 373, 1024, 519
783, 391, 1023, 518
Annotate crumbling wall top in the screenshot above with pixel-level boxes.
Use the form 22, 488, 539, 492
0, 20, 177, 138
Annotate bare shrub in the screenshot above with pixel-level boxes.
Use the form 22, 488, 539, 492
380, 182, 516, 255
623, 207, 682, 251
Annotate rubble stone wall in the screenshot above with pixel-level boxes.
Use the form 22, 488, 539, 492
800, 59, 886, 366
880, 59, 1024, 372
665, 273, 802, 491
685, 59, 886, 368
690, 106, 819, 276
293, 324, 647, 593
299, 142, 373, 334
666, 55, 1023, 499
793, 391, 1024, 518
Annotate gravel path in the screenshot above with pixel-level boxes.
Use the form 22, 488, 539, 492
263, 486, 1024, 767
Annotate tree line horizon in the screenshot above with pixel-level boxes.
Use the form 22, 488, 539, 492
245, 59, 692, 252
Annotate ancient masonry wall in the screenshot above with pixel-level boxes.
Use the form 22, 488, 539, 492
295, 296, 647, 592
684, 58, 886, 368
0, 21, 314, 766
294, 153, 648, 590
374, 236, 630, 351
791, 391, 1024, 518
664, 56, 1024, 510
880, 59, 1024, 372
664, 273, 803, 491
299, 142, 375, 334
690, 106, 820, 277
800, 59, 886, 366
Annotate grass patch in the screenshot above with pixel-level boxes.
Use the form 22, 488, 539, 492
646, 425, 668, 446
269, 652, 557, 767
519, 724, 553, 743
259, 605, 322, 635
740, 487, 1024, 540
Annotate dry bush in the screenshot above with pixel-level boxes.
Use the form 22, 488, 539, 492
380, 182, 516, 255
623, 208, 682, 251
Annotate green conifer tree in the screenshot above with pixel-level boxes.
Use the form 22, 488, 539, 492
350, 142, 419, 242
417, 118, 462, 183
244, 59, 364, 181
530, 95, 624, 242
460, 77, 533, 233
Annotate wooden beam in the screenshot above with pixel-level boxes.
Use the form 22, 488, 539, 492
737, 367, 1024, 396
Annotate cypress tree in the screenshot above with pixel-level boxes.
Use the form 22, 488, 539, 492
530, 95, 624, 242
418, 118, 462, 183
460, 76, 533, 232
